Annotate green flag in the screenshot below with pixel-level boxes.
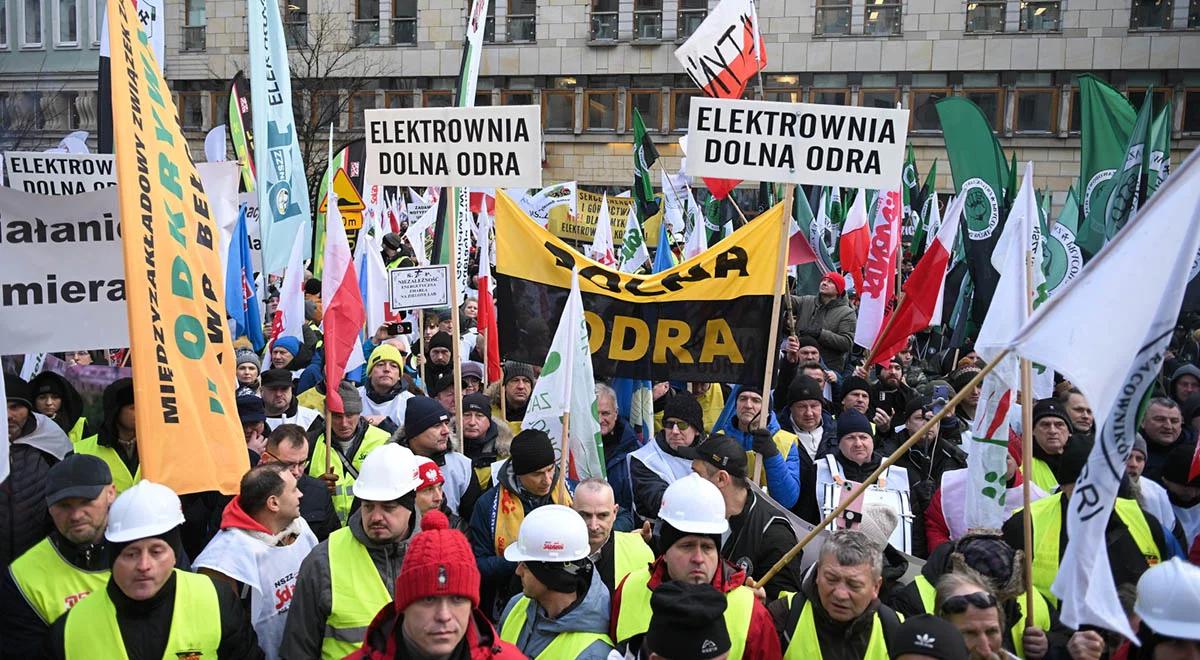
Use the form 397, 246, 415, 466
1146, 104, 1172, 198
1044, 187, 1083, 297
902, 144, 919, 240
793, 188, 831, 295
1076, 74, 1136, 258
935, 96, 1009, 324
632, 107, 661, 222
908, 160, 939, 261
1103, 91, 1153, 242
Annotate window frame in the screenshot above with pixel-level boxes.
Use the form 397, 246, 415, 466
961, 87, 1005, 131
422, 89, 454, 107
211, 91, 230, 128
863, 0, 902, 36
633, 0, 663, 41
501, 89, 535, 106
53, 0, 78, 47
1019, 0, 1061, 32
1126, 86, 1169, 114
310, 91, 342, 127
627, 88, 662, 132
859, 88, 899, 109
1182, 88, 1200, 134
541, 89, 576, 132
182, 0, 205, 51
1129, 0, 1173, 29
809, 88, 849, 106
285, 1, 307, 48
385, 90, 415, 108
348, 91, 376, 130
88, 0, 99, 46
909, 87, 952, 133
506, 0, 535, 43
590, 0, 618, 41
670, 89, 700, 132
176, 91, 205, 131
1012, 87, 1059, 134
390, 0, 416, 45
677, 0, 706, 40
814, 0, 852, 36
0, 0, 11, 48
21, 0, 43, 48
965, 0, 1007, 33
583, 88, 618, 132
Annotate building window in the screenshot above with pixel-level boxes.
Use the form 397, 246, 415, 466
1130, 0, 1172, 28
1014, 88, 1057, 133
1020, 0, 1060, 31
285, 0, 307, 47
811, 89, 848, 105
966, 1, 1005, 32
584, 90, 617, 131
349, 92, 375, 129
55, 0, 76, 44
386, 90, 414, 108
178, 92, 204, 131
212, 91, 229, 127
1190, 0, 1199, 26
762, 75, 800, 103
354, 0, 379, 45
502, 90, 534, 105
910, 88, 950, 132
543, 90, 575, 131
678, 0, 706, 38
423, 90, 453, 107
1126, 87, 1169, 113
591, 0, 617, 40
628, 89, 661, 131
392, 0, 415, 45
815, 0, 851, 34
1068, 87, 1081, 133
671, 89, 699, 131
1183, 89, 1200, 133
64, 91, 81, 128
863, 0, 901, 35
860, 89, 898, 108
12, 91, 44, 129
483, 2, 495, 42
963, 88, 1004, 129
183, 0, 205, 51
311, 92, 341, 127
634, 0, 662, 39
508, 0, 535, 42
0, 0, 8, 48
23, 0, 42, 45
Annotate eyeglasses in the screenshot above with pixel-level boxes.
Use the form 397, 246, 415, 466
665, 420, 692, 431
938, 591, 998, 616
262, 450, 309, 472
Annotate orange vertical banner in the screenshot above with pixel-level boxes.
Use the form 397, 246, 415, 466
107, 0, 247, 495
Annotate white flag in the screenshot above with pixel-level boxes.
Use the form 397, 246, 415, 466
520, 270, 606, 479
353, 196, 390, 335
1005, 150, 1200, 639
404, 201, 440, 266
683, 188, 709, 261
588, 193, 617, 267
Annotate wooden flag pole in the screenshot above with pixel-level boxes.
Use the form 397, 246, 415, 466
559, 411, 571, 481
755, 353, 1007, 588
1020, 248, 1037, 629
448, 196, 466, 449
418, 309, 427, 390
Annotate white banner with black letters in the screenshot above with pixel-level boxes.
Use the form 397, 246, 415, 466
685, 97, 909, 189
3, 152, 117, 195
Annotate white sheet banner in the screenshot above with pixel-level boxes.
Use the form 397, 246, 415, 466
3, 152, 116, 195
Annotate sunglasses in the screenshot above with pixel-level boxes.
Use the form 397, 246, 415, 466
939, 591, 998, 616
664, 420, 692, 431
262, 450, 310, 472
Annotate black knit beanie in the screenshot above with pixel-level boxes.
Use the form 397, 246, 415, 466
509, 429, 556, 475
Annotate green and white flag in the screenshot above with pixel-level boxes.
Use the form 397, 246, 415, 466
1045, 187, 1083, 298
618, 208, 651, 273
521, 269, 606, 479
1103, 92, 1154, 242
1076, 74, 1136, 258
1146, 104, 1172, 198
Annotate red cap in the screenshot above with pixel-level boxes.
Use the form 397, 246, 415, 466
416, 458, 445, 491
822, 272, 847, 296
393, 510, 480, 612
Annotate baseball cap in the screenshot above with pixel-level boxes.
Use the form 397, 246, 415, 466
45, 455, 113, 506
680, 434, 748, 479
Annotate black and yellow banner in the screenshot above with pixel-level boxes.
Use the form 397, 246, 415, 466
495, 191, 785, 384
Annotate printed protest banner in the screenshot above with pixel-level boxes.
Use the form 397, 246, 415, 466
495, 191, 784, 384
685, 97, 909, 190
548, 190, 632, 244
389, 265, 451, 311
364, 105, 543, 188
3, 152, 117, 194
108, 0, 248, 495
0, 187, 127, 352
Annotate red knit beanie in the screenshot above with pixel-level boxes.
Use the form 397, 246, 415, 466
393, 509, 480, 612
822, 272, 847, 296
415, 458, 445, 491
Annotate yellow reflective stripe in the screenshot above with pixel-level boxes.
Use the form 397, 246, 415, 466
612, 532, 654, 589
1010, 591, 1053, 658
914, 574, 936, 613
499, 597, 613, 658
785, 600, 889, 660
1028, 458, 1058, 494
1114, 498, 1161, 566
63, 571, 220, 660
1028, 491, 1064, 607
74, 436, 141, 493
9, 538, 109, 624
322, 528, 391, 659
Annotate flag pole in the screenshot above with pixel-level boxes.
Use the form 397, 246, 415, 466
448, 196, 466, 449
418, 309, 427, 390
323, 123, 335, 488
755, 353, 1008, 588
560, 410, 571, 481
1020, 248, 1036, 629
750, 185, 794, 486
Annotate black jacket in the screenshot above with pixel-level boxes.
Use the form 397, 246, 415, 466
0, 531, 108, 659
1, 415, 70, 567
885, 432, 967, 558
769, 569, 900, 660
45, 573, 263, 659
28, 372, 89, 439
795, 450, 885, 527
628, 432, 692, 521
724, 488, 804, 601
298, 474, 340, 542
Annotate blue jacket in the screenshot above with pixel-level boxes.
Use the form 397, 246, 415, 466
603, 418, 642, 532
712, 408, 802, 509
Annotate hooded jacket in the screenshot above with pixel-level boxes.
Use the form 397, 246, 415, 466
279, 509, 410, 660
29, 371, 89, 441
0, 411, 71, 566
349, 605, 525, 660
601, 417, 641, 532
498, 570, 614, 660
793, 293, 858, 371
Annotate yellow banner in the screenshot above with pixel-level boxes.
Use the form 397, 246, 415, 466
109, 0, 247, 495
547, 190, 667, 246
496, 190, 783, 304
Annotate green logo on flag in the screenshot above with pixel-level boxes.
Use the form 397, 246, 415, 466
961, 178, 999, 241
1083, 169, 1116, 218
1045, 224, 1082, 295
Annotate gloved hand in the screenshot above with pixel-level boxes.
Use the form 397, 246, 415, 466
751, 428, 780, 459
800, 323, 824, 338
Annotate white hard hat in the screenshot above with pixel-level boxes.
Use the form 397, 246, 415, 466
503, 504, 590, 563
352, 444, 423, 501
658, 473, 729, 535
105, 480, 186, 543
1134, 557, 1200, 640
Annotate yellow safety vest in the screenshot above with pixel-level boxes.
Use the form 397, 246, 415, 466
9, 537, 110, 624
473, 464, 493, 490
1024, 492, 1161, 607
613, 567, 754, 659
308, 426, 391, 523
697, 385, 726, 433
499, 596, 614, 659
66, 417, 88, 445
322, 527, 392, 659
75, 436, 141, 493
784, 596, 890, 660
1028, 457, 1058, 494
297, 388, 326, 411
612, 532, 654, 589
913, 574, 1050, 658
63, 570, 221, 659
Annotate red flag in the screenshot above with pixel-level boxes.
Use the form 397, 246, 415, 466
869, 195, 964, 365
853, 189, 903, 351
838, 190, 870, 275
322, 192, 366, 412
788, 230, 820, 266
476, 212, 502, 384
1190, 438, 1200, 482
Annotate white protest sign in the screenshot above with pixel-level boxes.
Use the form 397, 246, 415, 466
686, 97, 909, 189
389, 265, 451, 311
3, 152, 117, 194
0, 186, 129, 352
364, 105, 543, 188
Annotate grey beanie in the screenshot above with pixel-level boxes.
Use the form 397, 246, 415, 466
236, 349, 261, 370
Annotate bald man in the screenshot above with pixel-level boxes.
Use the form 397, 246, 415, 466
572, 479, 653, 593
